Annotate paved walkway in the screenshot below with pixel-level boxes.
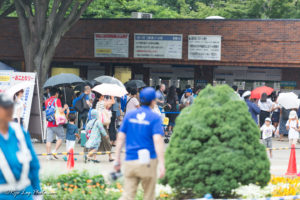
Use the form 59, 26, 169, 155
33, 138, 295, 179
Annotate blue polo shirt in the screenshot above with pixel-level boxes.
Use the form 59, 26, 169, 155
119, 106, 164, 161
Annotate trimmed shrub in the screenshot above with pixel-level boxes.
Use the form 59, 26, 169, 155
162, 85, 270, 198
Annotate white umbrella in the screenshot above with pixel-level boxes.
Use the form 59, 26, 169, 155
5, 82, 34, 99
92, 83, 127, 97
277, 92, 300, 109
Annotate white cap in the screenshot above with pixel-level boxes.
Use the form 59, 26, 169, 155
242, 91, 251, 98
289, 110, 298, 119
265, 117, 272, 122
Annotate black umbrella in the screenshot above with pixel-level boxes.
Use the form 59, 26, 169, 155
43, 73, 84, 103
94, 76, 125, 88
125, 80, 146, 89
43, 73, 84, 89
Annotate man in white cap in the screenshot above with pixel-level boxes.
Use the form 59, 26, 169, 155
242, 91, 260, 124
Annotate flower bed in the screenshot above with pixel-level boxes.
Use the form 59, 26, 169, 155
42, 171, 300, 199
42, 171, 173, 200
234, 176, 300, 199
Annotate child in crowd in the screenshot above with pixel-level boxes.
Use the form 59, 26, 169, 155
63, 113, 79, 161
286, 110, 299, 147
260, 118, 275, 158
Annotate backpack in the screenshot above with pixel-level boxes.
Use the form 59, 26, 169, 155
46, 98, 57, 122
85, 119, 97, 140
75, 94, 89, 113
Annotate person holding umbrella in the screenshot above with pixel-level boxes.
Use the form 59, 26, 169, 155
0, 93, 42, 200
258, 93, 273, 127
242, 91, 261, 125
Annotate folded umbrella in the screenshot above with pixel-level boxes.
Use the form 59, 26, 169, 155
43, 73, 84, 89
125, 80, 146, 89
250, 86, 274, 99
277, 92, 300, 109
94, 76, 125, 88
92, 83, 127, 98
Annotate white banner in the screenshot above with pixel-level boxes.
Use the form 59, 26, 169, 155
188, 35, 221, 61
134, 34, 182, 59
0, 70, 12, 93
0, 71, 36, 131
94, 33, 129, 58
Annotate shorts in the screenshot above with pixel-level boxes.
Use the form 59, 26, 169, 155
263, 137, 272, 148
47, 126, 65, 142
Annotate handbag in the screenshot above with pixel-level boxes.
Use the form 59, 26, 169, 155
100, 109, 112, 126
55, 103, 67, 125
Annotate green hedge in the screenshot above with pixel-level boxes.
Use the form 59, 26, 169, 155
162, 85, 270, 198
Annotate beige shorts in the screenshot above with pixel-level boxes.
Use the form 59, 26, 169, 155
120, 159, 158, 200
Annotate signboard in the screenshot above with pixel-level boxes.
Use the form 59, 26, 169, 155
188, 35, 221, 61
0, 70, 12, 93
11, 72, 36, 131
134, 34, 182, 59
0, 72, 43, 140
94, 33, 129, 58
281, 81, 297, 90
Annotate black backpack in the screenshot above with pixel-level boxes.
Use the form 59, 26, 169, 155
75, 94, 89, 113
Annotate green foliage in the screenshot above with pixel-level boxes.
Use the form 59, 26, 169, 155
82, 0, 300, 19
42, 170, 147, 200
162, 85, 270, 198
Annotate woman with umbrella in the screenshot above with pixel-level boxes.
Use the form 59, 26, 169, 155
92, 93, 114, 162
258, 93, 273, 127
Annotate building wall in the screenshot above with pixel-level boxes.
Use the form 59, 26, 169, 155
1, 18, 300, 68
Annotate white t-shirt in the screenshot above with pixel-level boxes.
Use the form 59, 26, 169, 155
13, 99, 24, 119
258, 99, 273, 112
126, 97, 139, 113
286, 119, 300, 139
260, 124, 275, 139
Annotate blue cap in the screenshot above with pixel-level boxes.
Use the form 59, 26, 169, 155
140, 87, 156, 103
185, 88, 193, 94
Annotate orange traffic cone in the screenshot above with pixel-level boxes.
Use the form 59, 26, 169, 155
67, 148, 75, 170
286, 144, 297, 176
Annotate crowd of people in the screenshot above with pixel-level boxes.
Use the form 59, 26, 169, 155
43, 83, 200, 163
239, 86, 300, 158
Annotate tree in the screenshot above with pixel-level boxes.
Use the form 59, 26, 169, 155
162, 85, 270, 198
0, 0, 14, 17
14, 0, 93, 87
83, 0, 180, 18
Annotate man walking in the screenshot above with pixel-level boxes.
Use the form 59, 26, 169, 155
115, 87, 165, 200
45, 88, 68, 160
156, 83, 166, 110
77, 86, 91, 129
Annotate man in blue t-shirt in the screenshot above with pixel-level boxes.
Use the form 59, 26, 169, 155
115, 87, 165, 200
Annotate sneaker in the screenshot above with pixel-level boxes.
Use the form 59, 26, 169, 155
46, 156, 53, 161
63, 156, 68, 162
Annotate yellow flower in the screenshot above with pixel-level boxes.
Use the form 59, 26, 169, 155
116, 182, 122, 189
100, 185, 104, 189
64, 183, 68, 186
74, 186, 78, 189
69, 184, 74, 188
68, 188, 73, 193
86, 179, 93, 184
96, 183, 100, 187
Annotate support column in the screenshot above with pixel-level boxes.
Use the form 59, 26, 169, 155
104, 64, 113, 76
194, 66, 214, 88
